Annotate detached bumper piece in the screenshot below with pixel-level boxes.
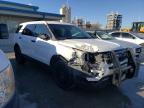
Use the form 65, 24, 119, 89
75, 72, 113, 88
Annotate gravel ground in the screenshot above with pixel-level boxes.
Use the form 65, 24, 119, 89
7, 52, 144, 108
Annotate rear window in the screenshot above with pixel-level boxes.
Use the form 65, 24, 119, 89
16, 25, 23, 33
22, 24, 36, 36
0, 24, 9, 39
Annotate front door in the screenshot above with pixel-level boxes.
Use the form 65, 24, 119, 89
32, 24, 56, 65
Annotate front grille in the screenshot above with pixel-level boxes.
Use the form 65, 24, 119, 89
115, 49, 128, 62
136, 48, 142, 53
108, 49, 128, 69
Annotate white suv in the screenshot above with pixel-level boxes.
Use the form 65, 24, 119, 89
14, 21, 138, 90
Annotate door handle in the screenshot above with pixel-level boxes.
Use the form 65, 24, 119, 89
19, 37, 22, 39
31, 40, 36, 43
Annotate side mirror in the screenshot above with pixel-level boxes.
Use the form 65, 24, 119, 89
39, 34, 50, 40
132, 37, 136, 39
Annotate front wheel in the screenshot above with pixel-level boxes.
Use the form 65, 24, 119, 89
14, 46, 25, 64
51, 57, 75, 90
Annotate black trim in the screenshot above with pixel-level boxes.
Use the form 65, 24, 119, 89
23, 54, 50, 67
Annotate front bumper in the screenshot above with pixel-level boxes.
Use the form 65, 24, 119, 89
72, 67, 129, 88
73, 70, 112, 87
71, 49, 138, 87
4, 92, 19, 108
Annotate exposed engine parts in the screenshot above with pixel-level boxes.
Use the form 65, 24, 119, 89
81, 52, 113, 75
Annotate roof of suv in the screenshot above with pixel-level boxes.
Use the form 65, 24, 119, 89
20, 21, 73, 26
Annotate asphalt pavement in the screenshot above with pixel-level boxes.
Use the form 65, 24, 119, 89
7, 52, 144, 108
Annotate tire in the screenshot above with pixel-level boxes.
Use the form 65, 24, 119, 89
126, 71, 135, 78
126, 67, 136, 79
14, 45, 25, 64
51, 56, 75, 90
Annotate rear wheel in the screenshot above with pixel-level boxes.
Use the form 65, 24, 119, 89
14, 45, 25, 64
51, 56, 75, 90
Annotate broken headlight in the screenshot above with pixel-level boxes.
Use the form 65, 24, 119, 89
0, 64, 15, 108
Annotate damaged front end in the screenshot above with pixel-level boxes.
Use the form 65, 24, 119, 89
68, 48, 138, 86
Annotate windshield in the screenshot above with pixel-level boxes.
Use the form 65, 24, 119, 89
96, 31, 114, 40
48, 24, 93, 39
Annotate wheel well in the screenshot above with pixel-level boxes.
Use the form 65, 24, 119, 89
14, 44, 20, 51
50, 55, 67, 65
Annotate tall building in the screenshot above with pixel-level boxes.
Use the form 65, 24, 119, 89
60, 5, 71, 23
106, 12, 122, 30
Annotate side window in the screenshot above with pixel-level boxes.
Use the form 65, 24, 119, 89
16, 25, 22, 33
0, 24, 9, 39
111, 32, 120, 37
22, 24, 36, 36
34, 24, 49, 37
121, 33, 134, 39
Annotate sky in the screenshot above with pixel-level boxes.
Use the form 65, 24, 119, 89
5, 0, 144, 28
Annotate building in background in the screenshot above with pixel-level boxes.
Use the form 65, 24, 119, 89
106, 12, 122, 30
72, 17, 102, 30
60, 5, 71, 23
0, 0, 63, 52
72, 17, 84, 28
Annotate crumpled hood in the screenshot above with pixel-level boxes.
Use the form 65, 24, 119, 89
108, 39, 141, 49
0, 50, 10, 71
58, 39, 124, 52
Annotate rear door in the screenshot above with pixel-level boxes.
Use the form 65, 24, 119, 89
19, 24, 36, 58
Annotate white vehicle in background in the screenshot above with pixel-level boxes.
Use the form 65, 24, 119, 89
87, 30, 142, 60
14, 21, 138, 90
109, 31, 144, 46
0, 50, 18, 108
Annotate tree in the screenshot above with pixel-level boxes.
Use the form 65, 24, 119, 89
90, 22, 102, 30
